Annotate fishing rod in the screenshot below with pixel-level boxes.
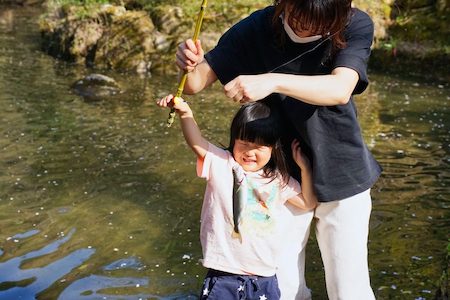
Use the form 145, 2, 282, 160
167, 0, 208, 127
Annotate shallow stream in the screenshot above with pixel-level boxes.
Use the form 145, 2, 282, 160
0, 6, 448, 300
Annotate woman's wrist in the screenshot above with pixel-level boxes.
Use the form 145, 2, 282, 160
267, 73, 288, 95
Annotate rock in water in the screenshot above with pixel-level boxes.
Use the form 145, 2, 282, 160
72, 73, 121, 101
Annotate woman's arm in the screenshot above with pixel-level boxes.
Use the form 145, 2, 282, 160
287, 140, 318, 210
176, 39, 218, 94
157, 95, 209, 159
223, 11, 373, 106
223, 67, 359, 106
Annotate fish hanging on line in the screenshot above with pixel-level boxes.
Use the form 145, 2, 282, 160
231, 164, 247, 242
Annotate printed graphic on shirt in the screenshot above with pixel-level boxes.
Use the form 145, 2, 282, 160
240, 181, 279, 237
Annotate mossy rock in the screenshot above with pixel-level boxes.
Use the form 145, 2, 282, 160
38, 0, 448, 79
94, 10, 156, 71
72, 73, 122, 101
40, 4, 165, 73
150, 5, 186, 35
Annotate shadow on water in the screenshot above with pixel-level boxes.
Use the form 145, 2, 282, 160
0, 229, 95, 299
0, 228, 198, 300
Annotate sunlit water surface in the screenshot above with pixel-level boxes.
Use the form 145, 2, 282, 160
0, 6, 448, 300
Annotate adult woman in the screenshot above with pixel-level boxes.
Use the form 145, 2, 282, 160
176, 0, 381, 299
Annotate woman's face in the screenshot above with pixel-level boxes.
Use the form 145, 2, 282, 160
233, 139, 273, 172
286, 19, 314, 37
284, 5, 320, 37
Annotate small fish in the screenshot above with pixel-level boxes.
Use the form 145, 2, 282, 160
231, 165, 247, 241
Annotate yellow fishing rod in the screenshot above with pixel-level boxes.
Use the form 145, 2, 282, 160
167, 0, 207, 127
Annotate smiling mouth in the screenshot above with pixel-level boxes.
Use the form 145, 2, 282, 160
242, 158, 256, 164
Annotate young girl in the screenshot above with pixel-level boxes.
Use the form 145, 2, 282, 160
157, 94, 317, 299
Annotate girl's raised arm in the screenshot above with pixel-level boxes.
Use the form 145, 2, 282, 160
157, 95, 209, 159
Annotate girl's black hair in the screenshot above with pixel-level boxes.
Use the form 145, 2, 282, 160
227, 96, 290, 185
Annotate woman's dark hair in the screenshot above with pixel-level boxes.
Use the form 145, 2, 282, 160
228, 96, 290, 185
272, 0, 352, 50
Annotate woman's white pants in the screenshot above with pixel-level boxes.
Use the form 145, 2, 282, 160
277, 189, 376, 300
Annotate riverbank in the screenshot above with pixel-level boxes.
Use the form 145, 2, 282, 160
2, 0, 448, 81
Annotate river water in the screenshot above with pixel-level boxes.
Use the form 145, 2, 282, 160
0, 6, 448, 300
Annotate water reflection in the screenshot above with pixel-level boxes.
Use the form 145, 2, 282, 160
0, 228, 199, 299
59, 275, 151, 300
59, 275, 198, 299
0, 229, 95, 299
10, 229, 40, 240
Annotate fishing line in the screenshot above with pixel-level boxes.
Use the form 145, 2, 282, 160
268, 31, 337, 74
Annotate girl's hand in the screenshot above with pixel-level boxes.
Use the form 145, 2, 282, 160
175, 39, 204, 73
157, 94, 192, 117
223, 74, 276, 103
291, 139, 311, 170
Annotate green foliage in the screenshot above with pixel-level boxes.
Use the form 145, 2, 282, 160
51, 0, 109, 8
388, 1, 449, 46
379, 36, 398, 51
45, 0, 111, 19
42, 0, 269, 32
436, 240, 449, 300
140, 0, 270, 31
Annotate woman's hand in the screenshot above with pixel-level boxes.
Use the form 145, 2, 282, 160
175, 39, 204, 73
291, 139, 311, 170
157, 94, 192, 117
223, 74, 276, 103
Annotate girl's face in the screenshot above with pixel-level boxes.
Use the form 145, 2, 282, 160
233, 139, 273, 172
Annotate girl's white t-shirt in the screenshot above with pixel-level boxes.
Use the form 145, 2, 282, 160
196, 143, 301, 276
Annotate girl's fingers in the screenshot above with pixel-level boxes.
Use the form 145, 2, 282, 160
157, 95, 175, 107
166, 95, 174, 105
172, 96, 184, 106
158, 100, 167, 107
291, 140, 304, 165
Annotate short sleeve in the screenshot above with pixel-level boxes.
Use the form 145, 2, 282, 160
204, 8, 271, 85
205, 26, 245, 85
280, 176, 301, 202
333, 9, 374, 94
196, 143, 231, 180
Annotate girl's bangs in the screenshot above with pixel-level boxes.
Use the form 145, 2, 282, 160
237, 119, 278, 146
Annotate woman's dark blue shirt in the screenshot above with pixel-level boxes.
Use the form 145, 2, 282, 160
205, 6, 382, 201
